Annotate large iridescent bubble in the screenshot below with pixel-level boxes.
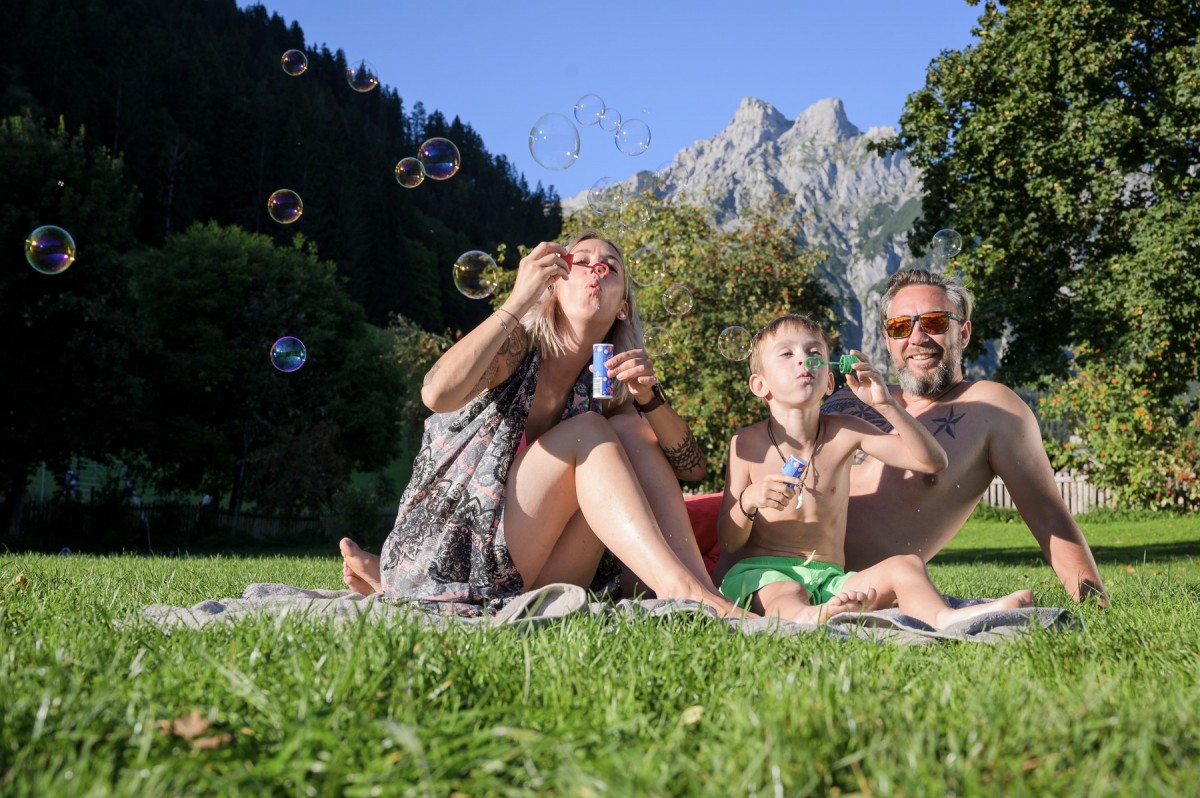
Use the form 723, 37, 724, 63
417, 138, 461, 180
271, 336, 307, 372
267, 189, 303, 224
280, 49, 308, 76
346, 59, 379, 92
25, 225, 76, 275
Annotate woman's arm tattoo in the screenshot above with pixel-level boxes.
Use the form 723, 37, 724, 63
662, 429, 705, 475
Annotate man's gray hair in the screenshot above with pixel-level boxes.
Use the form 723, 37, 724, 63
879, 269, 974, 332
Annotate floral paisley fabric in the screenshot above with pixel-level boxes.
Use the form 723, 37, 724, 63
379, 346, 620, 614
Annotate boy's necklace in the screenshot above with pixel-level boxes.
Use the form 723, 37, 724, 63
767, 417, 822, 508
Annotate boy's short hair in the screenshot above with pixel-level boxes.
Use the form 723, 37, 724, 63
749, 315, 831, 375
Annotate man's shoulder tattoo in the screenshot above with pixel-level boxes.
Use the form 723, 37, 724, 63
822, 390, 894, 433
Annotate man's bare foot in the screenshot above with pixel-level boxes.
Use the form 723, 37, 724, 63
340, 538, 382, 595
791, 588, 874, 625
933, 588, 1035, 629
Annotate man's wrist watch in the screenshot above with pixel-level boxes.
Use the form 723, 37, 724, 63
633, 382, 667, 414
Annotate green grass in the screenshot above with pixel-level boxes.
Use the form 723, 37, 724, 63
2, 515, 1199, 796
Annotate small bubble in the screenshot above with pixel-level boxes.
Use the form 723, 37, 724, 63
280, 49, 308, 76
394, 157, 425, 188
717, 326, 752, 360
662, 283, 694, 316
615, 119, 651, 156
346, 59, 379, 92
417, 138, 461, 180
598, 107, 622, 133
271, 337, 307, 372
528, 113, 579, 171
628, 245, 667, 287
453, 250, 500, 299
267, 189, 303, 224
643, 325, 671, 357
573, 94, 606, 126
930, 229, 963, 261
25, 225, 77, 275
588, 177, 617, 212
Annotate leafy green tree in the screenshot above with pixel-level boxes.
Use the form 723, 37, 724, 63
131, 222, 404, 521
0, 113, 142, 536
878, 0, 1199, 508
492, 192, 835, 492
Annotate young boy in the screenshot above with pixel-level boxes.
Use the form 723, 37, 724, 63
718, 315, 1033, 627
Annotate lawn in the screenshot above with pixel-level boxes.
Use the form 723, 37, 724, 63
1, 513, 1198, 796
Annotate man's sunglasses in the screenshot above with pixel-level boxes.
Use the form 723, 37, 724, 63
884, 311, 964, 339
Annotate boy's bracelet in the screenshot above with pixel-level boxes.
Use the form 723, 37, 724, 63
737, 487, 758, 520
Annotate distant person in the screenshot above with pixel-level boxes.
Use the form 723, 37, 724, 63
339, 232, 736, 615
821, 268, 1107, 603
717, 315, 1032, 626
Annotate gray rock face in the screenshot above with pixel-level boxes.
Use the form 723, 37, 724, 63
566, 97, 937, 365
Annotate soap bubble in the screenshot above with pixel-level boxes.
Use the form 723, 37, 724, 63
643, 325, 671, 357
453, 250, 501, 299
529, 113, 579, 171
628, 245, 667, 287
574, 94, 606, 126
395, 157, 425, 188
662, 283, 694, 316
24, 225, 76, 275
598, 108, 622, 132
280, 49, 308, 76
615, 119, 651, 156
717, 326, 752, 361
346, 59, 379, 92
417, 138, 461, 181
588, 177, 617, 212
270, 336, 307, 372
930, 229, 963, 261
267, 189, 303, 224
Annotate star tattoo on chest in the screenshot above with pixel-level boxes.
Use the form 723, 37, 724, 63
931, 406, 965, 438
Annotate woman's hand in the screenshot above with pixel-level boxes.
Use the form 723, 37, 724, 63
605, 347, 658, 403
508, 241, 572, 313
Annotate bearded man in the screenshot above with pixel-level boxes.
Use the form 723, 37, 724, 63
818, 269, 1107, 603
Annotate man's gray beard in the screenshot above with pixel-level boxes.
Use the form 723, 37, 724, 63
897, 344, 961, 397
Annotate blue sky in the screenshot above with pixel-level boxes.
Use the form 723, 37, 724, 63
244, 1, 985, 199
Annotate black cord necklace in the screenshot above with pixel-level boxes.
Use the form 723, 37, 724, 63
766, 417, 822, 508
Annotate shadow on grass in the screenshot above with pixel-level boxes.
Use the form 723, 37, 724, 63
936, 540, 1200, 567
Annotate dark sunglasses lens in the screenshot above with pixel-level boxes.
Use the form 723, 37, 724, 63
886, 317, 913, 338
920, 312, 951, 334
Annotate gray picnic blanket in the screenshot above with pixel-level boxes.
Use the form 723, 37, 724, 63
135, 582, 1082, 644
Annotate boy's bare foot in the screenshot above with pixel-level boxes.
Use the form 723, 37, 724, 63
340, 538, 382, 596
791, 588, 874, 626
934, 588, 1035, 629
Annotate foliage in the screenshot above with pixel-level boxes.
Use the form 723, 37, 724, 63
878, 0, 1200, 510
384, 312, 453, 479
3, 515, 1200, 795
555, 192, 836, 492
0, 0, 561, 331
0, 113, 143, 531
130, 222, 404, 516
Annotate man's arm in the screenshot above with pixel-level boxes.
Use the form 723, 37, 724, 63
987, 386, 1109, 605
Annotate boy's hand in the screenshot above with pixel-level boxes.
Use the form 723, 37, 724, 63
745, 473, 801, 514
843, 350, 895, 410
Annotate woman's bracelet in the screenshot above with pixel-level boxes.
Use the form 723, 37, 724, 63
496, 307, 520, 326
737, 486, 758, 520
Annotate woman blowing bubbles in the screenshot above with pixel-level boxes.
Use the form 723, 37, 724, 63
340, 231, 738, 615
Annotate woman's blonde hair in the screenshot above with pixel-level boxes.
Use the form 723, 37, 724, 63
523, 230, 645, 408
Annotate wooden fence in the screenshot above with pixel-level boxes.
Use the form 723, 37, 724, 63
982, 469, 1113, 514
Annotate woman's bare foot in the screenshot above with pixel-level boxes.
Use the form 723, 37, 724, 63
933, 588, 1034, 629
791, 588, 874, 626
340, 538, 382, 595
